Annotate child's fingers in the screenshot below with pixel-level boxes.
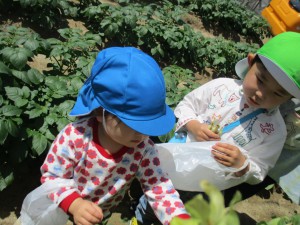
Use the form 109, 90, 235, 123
92, 204, 103, 219
211, 144, 231, 156
212, 153, 232, 166
211, 144, 245, 168
213, 142, 238, 152
211, 149, 231, 161
88, 203, 103, 222
207, 130, 221, 138
203, 129, 221, 141
75, 215, 95, 225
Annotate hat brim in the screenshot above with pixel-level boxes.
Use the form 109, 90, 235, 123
259, 55, 300, 99
70, 97, 175, 136
235, 57, 248, 79
235, 56, 300, 99
119, 104, 175, 137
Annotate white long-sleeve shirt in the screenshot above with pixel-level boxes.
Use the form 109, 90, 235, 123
174, 77, 287, 187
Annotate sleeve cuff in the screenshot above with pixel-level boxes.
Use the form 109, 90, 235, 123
176, 214, 191, 220
175, 118, 198, 132
59, 191, 81, 213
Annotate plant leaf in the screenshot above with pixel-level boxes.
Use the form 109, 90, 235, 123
5, 118, 19, 137
0, 119, 8, 144
27, 68, 44, 84
228, 191, 242, 207
185, 194, 209, 222
201, 180, 225, 223
0, 170, 14, 191
0, 61, 11, 74
171, 217, 202, 225
24, 38, 40, 51
25, 102, 47, 119
1, 105, 22, 117
9, 48, 33, 69
32, 132, 48, 155
11, 70, 31, 84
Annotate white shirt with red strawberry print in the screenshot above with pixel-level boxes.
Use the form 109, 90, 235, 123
40, 116, 188, 225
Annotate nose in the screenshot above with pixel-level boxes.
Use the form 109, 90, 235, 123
255, 89, 264, 99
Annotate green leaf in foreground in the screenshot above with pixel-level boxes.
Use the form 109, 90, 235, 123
0, 169, 14, 191
171, 180, 241, 225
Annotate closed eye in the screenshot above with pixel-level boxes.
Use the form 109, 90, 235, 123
257, 76, 264, 84
274, 92, 284, 97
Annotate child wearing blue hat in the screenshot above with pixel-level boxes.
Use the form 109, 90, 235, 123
19, 47, 190, 225
135, 32, 300, 224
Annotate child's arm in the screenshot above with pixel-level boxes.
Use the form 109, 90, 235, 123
41, 121, 103, 220
137, 141, 190, 224
174, 82, 211, 132
68, 198, 103, 225
174, 79, 224, 141
40, 124, 80, 200
211, 113, 287, 183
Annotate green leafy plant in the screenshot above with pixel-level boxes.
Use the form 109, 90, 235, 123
193, 0, 272, 41
15, 0, 79, 29
159, 65, 200, 142
0, 0, 273, 192
0, 25, 101, 190
170, 181, 300, 225
171, 180, 242, 225
257, 214, 300, 225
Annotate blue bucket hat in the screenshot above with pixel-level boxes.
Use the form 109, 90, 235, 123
69, 47, 175, 136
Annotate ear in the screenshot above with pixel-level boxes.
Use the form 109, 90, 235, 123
247, 53, 256, 66
94, 108, 103, 122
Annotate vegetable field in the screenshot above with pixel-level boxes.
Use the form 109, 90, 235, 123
1, 1, 300, 225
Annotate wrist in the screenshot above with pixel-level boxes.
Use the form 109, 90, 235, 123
68, 197, 83, 215
234, 164, 249, 177
185, 120, 200, 132
59, 191, 81, 213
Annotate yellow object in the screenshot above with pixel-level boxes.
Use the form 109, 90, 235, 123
129, 217, 138, 225
262, 0, 300, 35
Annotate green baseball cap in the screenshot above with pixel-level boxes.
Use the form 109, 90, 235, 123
235, 32, 300, 99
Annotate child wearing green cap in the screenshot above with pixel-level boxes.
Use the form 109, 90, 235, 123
19, 47, 190, 225
173, 31, 300, 181
135, 32, 300, 224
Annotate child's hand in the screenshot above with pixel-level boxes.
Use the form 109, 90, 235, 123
186, 120, 221, 141
69, 198, 103, 225
211, 142, 247, 169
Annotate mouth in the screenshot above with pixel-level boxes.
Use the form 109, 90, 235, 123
131, 140, 142, 143
248, 97, 259, 106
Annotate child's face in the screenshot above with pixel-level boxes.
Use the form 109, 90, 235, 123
243, 55, 292, 109
97, 112, 149, 148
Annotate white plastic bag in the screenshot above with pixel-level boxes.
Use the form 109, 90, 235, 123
20, 179, 75, 225
156, 142, 249, 192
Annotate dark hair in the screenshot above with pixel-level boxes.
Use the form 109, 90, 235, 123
252, 55, 268, 73
252, 54, 262, 65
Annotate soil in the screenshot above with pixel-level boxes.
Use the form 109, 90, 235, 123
1, 2, 300, 225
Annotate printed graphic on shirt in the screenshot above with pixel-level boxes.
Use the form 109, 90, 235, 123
212, 84, 240, 107
260, 123, 275, 135
232, 117, 258, 147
